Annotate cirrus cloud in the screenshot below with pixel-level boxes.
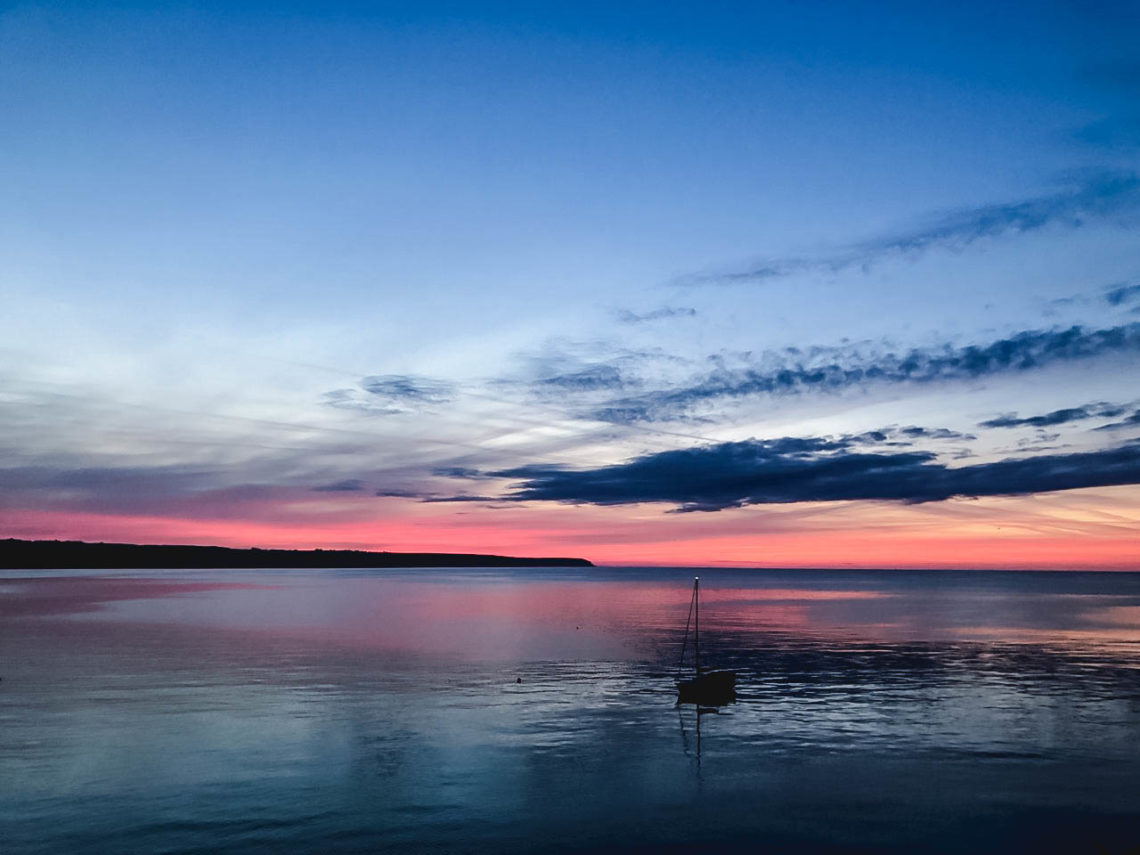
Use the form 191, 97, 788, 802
593, 323, 1140, 424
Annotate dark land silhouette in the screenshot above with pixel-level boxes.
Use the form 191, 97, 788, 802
0, 539, 593, 570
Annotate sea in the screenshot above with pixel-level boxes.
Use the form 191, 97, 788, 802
2, 566, 1139, 853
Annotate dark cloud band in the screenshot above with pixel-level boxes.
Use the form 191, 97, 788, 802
483, 438, 1140, 511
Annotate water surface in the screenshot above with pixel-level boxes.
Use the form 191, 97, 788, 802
3, 567, 1140, 853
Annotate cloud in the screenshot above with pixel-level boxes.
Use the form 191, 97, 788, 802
420, 494, 501, 504
1095, 411, 1140, 432
0, 464, 218, 500
1043, 280, 1140, 315
1104, 282, 1140, 307
593, 323, 1140, 423
475, 427, 972, 481
813, 425, 974, 447
616, 306, 697, 324
431, 466, 490, 479
0, 462, 361, 523
891, 426, 975, 441
479, 438, 1140, 512
687, 171, 1140, 284
361, 374, 454, 404
322, 388, 398, 414
979, 401, 1130, 429
536, 364, 628, 392
325, 374, 455, 415
498, 340, 687, 406
313, 479, 365, 492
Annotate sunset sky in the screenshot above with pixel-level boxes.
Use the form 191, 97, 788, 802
3, 1, 1140, 567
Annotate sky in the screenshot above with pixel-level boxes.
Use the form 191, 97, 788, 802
3, 1, 1140, 568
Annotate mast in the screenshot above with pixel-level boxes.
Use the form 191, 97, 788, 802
694, 576, 700, 674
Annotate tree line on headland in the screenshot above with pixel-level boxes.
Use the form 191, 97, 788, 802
0, 539, 593, 569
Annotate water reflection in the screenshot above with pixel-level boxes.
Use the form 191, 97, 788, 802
2, 567, 1140, 853
678, 704, 731, 767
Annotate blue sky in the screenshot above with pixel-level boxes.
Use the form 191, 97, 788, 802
2, 1, 1140, 565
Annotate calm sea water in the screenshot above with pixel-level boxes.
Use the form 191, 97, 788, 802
2, 566, 1140, 853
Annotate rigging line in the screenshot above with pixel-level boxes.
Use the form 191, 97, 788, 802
677, 582, 696, 677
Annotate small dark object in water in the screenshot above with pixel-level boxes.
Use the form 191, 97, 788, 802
677, 670, 736, 704
516, 677, 522, 684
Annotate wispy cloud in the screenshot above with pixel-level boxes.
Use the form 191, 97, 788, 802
480, 438, 1140, 512
593, 323, 1140, 424
1104, 282, 1140, 307
615, 306, 697, 324
420, 494, 501, 504
0, 464, 221, 503
979, 401, 1130, 429
535, 364, 628, 392
892, 426, 975, 441
499, 340, 690, 407
1095, 411, 1140, 432
431, 466, 491, 480
313, 478, 365, 492
817, 425, 975, 446
325, 374, 455, 415
1043, 280, 1140, 315
374, 488, 424, 498
686, 171, 1140, 284
361, 375, 454, 404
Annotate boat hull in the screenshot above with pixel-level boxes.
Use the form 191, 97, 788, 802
676, 669, 736, 705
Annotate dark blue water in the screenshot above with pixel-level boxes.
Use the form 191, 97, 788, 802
3, 567, 1140, 853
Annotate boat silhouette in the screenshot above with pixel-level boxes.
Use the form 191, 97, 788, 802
675, 576, 736, 705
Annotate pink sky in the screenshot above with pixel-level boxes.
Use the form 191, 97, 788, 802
7, 483, 1139, 570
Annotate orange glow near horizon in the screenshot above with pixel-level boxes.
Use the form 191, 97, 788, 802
5, 483, 1139, 571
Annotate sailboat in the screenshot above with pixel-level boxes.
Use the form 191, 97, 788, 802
676, 576, 736, 704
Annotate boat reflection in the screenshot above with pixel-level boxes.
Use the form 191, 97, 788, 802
679, 703, 730, 764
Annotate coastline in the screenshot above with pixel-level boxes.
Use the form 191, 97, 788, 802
0, 538, 593, 570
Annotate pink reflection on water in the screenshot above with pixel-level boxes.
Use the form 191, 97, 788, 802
0, 576, 275, 618
5, 575, 897, 661
954, 603, 1140, 645
953, 626, 1140, 645
696, 588, 885, 603
1093, 605, 1140, 628
6, 573, 1137, 663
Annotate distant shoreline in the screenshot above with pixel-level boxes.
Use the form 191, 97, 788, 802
0, 539, 593, 570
